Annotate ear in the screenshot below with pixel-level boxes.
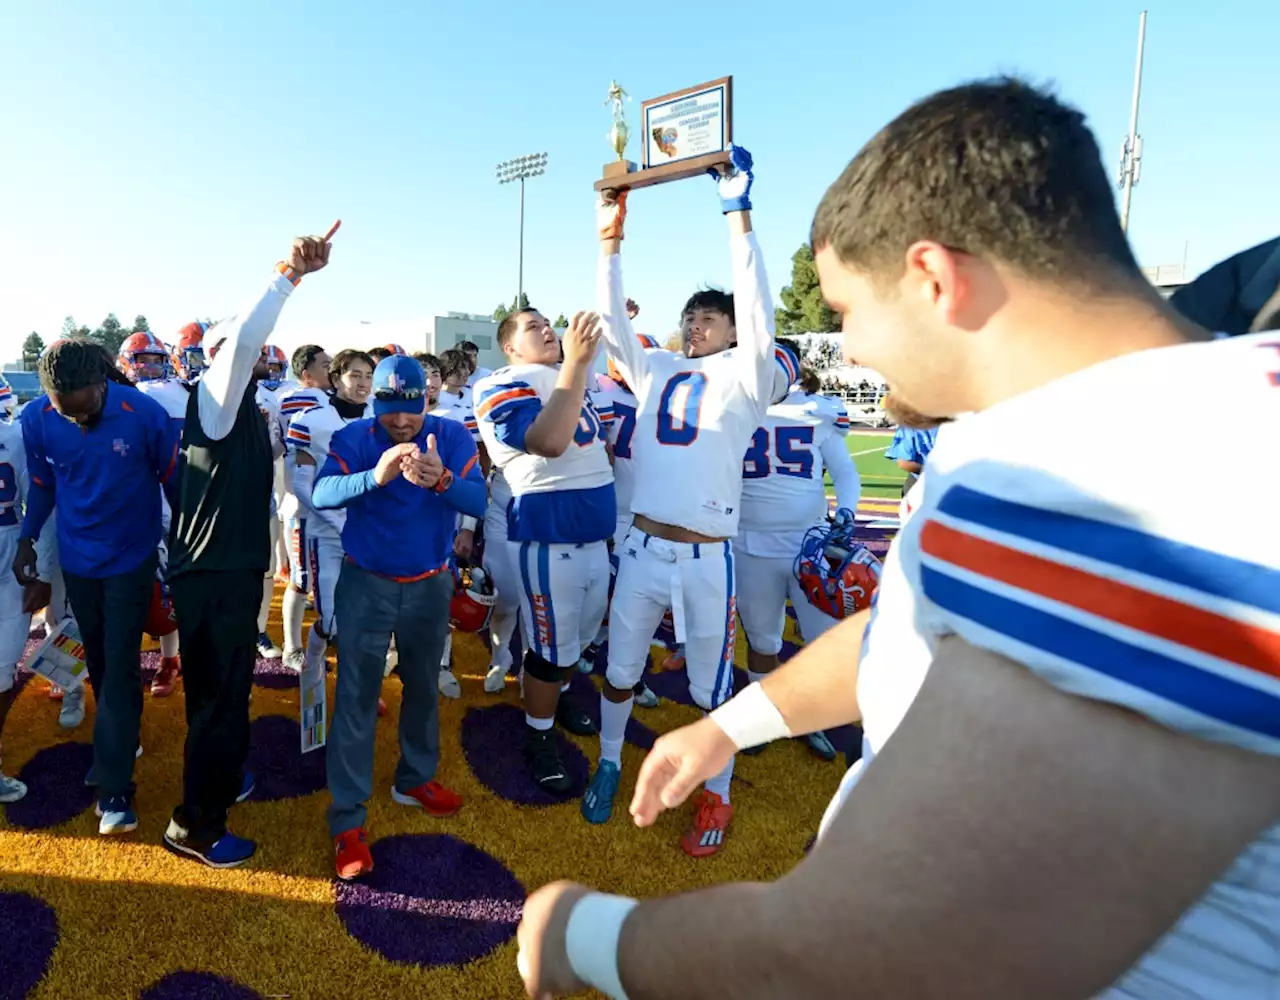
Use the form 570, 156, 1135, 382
904, 240, 967, 325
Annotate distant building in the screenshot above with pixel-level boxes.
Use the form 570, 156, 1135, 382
430, 313, 503, 371
1141, 263, 1190, 299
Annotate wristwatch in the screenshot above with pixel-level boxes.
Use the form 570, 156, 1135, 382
432, 469, 454, 494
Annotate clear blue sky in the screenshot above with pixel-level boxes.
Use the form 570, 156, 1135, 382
1, 0, 1277, 362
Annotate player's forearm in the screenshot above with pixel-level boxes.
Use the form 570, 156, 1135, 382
597, 252, 645, 384
758, 609, 867, 733
198, 269, 294, 441
618, 881, 817, 1000
729, 229, 778, 403
525, 363, 591, 458
20, 481, 55, 545
292, 462, 345, 532
824, 443, 862, 512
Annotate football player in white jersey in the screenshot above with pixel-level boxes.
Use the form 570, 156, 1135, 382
581, 146, 794, 859
460, 340, 493, 387
580, 361, 660, 709
735, 365, 860, 761
516, 80, 1280, 1000
118, 331, 188, 696
438, 348, 474, 414
474, 310, 613, 795
0, 375, 16, 422
0, 417, 57, 801
249, 354, 286, 658
285, 349, 382, 710
423, 352, 487, 700
276, 345, 332, 669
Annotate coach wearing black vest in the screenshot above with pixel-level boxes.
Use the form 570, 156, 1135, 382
162, 231, 333, 868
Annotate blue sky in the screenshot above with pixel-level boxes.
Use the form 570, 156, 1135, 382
1, 0, 1277, 362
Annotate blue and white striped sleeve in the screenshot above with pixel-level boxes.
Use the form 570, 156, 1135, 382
913, 478, 1280, 757
475, 380, 542, 451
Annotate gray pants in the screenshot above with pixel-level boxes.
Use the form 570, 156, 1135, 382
326, 561, 453, 837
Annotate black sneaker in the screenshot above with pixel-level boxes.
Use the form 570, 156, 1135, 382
555, 698, 597, 736
524, 728, 573, 795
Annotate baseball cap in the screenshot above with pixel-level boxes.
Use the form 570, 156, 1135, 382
372, 355, 426, 416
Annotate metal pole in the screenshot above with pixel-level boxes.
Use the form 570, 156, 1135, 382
1120, 10, 1147, 233
518, 175, 526, 308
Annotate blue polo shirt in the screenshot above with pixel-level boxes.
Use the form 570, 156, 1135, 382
312, 415, 486, 580
21, 382, 180, 578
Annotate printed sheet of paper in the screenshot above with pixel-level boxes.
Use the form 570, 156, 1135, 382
300, 661, 327, 754
25, 618, 88, 691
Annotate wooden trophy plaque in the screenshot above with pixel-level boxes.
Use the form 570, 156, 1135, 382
596, 76, 734, 192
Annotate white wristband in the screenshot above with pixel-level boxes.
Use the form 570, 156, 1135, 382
565, 892, 639, 1000
710, 681, 792, 750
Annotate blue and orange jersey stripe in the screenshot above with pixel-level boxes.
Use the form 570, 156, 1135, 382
475, 385, 538, 420
919, 484, 1280, 747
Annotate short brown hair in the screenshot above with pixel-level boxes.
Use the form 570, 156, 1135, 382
497, 308, 538, 348
798, 365, 821, 394
329, 349, 374, 383
413, 351, 441, 374
811, 78, 1138, 287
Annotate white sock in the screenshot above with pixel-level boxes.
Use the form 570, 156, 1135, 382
441, 631, 453, 668
599, 694, 633, 766
282, 587, 307, 655
525, 713, 553, 732
257, 576, 273, 633
704, 754, 734, 803
747, 669, 770, 686
305, 624, 328, 672
159, 631, 179, 659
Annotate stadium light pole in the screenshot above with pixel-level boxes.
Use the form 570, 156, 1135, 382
496, 152, 549, 311
1117, 10, 1148, 233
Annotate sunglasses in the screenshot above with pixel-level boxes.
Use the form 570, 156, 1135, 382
374, 386, 423, 401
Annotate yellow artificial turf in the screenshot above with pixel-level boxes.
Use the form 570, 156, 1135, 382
0, 590, 847, 999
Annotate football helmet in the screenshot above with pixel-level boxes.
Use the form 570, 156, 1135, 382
118, 332, 170, 382
450, 564, 496, 632
0, 373, 14, 420
384, 343, 407, 356
794, 515, 881, 620
260, 345, 287, 390
172, 321, 208, 382
145, 580, 178, 638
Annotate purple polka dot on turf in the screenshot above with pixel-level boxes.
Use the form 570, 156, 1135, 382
826, 723, 863, 763
0, 892, 58, 1000
335, 833, 524, 967
4, 741, 94, 830
460, 704, 587, 805
645, 664, 747, 709
567, 671, 657, 751
243, 714, 326, 801
253, 657, 299, 689
139, 971, 264, 1000
139, 651, 159, 687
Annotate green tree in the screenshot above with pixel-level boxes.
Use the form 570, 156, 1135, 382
553, 313, 569, 328
90, 313, 128, 355
774, 244, 839, 335
61, 316, 91, 340
493, 293, 532, 323
132, 314, 151, 334
22, 332, 44, 370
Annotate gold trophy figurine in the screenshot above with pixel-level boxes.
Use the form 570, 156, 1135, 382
606, 81, 630, 163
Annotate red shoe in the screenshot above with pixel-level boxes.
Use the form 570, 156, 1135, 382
392, 780, 462, 817
660, 649, 686, 673
151, 656, 181, 697
681, 789, 733, 858
376, 697, 388, 717
47, 685, 64, 701
334, 827, 374, 880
